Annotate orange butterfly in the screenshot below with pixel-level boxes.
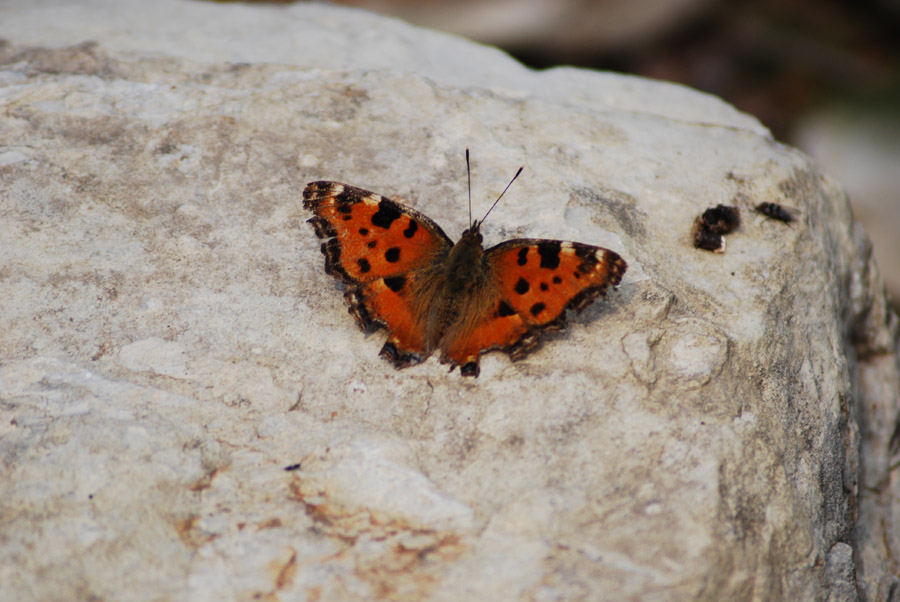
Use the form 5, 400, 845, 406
304, 153, 627, 377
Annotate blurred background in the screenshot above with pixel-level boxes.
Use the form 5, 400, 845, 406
239, 0, 900, 309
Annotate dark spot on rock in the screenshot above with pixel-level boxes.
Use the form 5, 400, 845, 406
385, 247, 401, 263
692, 224, 723, 251
756, 202, 795, 223
461, 362, 480, 377
700, 204, 741, 234
514, 277, 530, 295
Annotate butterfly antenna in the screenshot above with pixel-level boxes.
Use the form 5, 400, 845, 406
466, 148, 472, 228
479, 165, 523, 226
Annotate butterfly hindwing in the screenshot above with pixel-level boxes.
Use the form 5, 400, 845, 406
346, 276, 428, 368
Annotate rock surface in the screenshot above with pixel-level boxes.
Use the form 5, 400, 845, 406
1, 1, 898, 601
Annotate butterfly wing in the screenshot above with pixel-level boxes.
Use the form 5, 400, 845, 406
303, 181, 454, 366
441, 239, 627, 376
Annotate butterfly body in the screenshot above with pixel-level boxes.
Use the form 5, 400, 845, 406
304, 180, 626, 377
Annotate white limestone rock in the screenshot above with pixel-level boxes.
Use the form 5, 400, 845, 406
1, 1, 898, 601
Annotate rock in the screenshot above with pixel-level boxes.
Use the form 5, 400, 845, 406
1, 1, 898, 601
794, 107, 900, 315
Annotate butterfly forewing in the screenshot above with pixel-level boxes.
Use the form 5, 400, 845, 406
303, 181, 453, 284
487, 239, 626, 326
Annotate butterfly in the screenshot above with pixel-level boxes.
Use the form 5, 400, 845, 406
303, 153, 627, 377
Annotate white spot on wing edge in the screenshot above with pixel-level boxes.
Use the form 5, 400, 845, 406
362, 192, 382, 205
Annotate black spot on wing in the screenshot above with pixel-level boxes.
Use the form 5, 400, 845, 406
516, 247, 529, 266
371, 200, 402, 229
331, 192, 356, 218
537, 242, 561, 269
385, 247, 401, 263
403, 220, 418, 238
357, 258, 371, 273
514, 277, 530, 295
497, 300, 515, 317
383, 276, 406, 293
530, 302, 546, 316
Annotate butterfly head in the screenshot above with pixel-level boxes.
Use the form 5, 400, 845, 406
454, 221, 485, 255
447, 221, 487, 281
460, 221, 485, 244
